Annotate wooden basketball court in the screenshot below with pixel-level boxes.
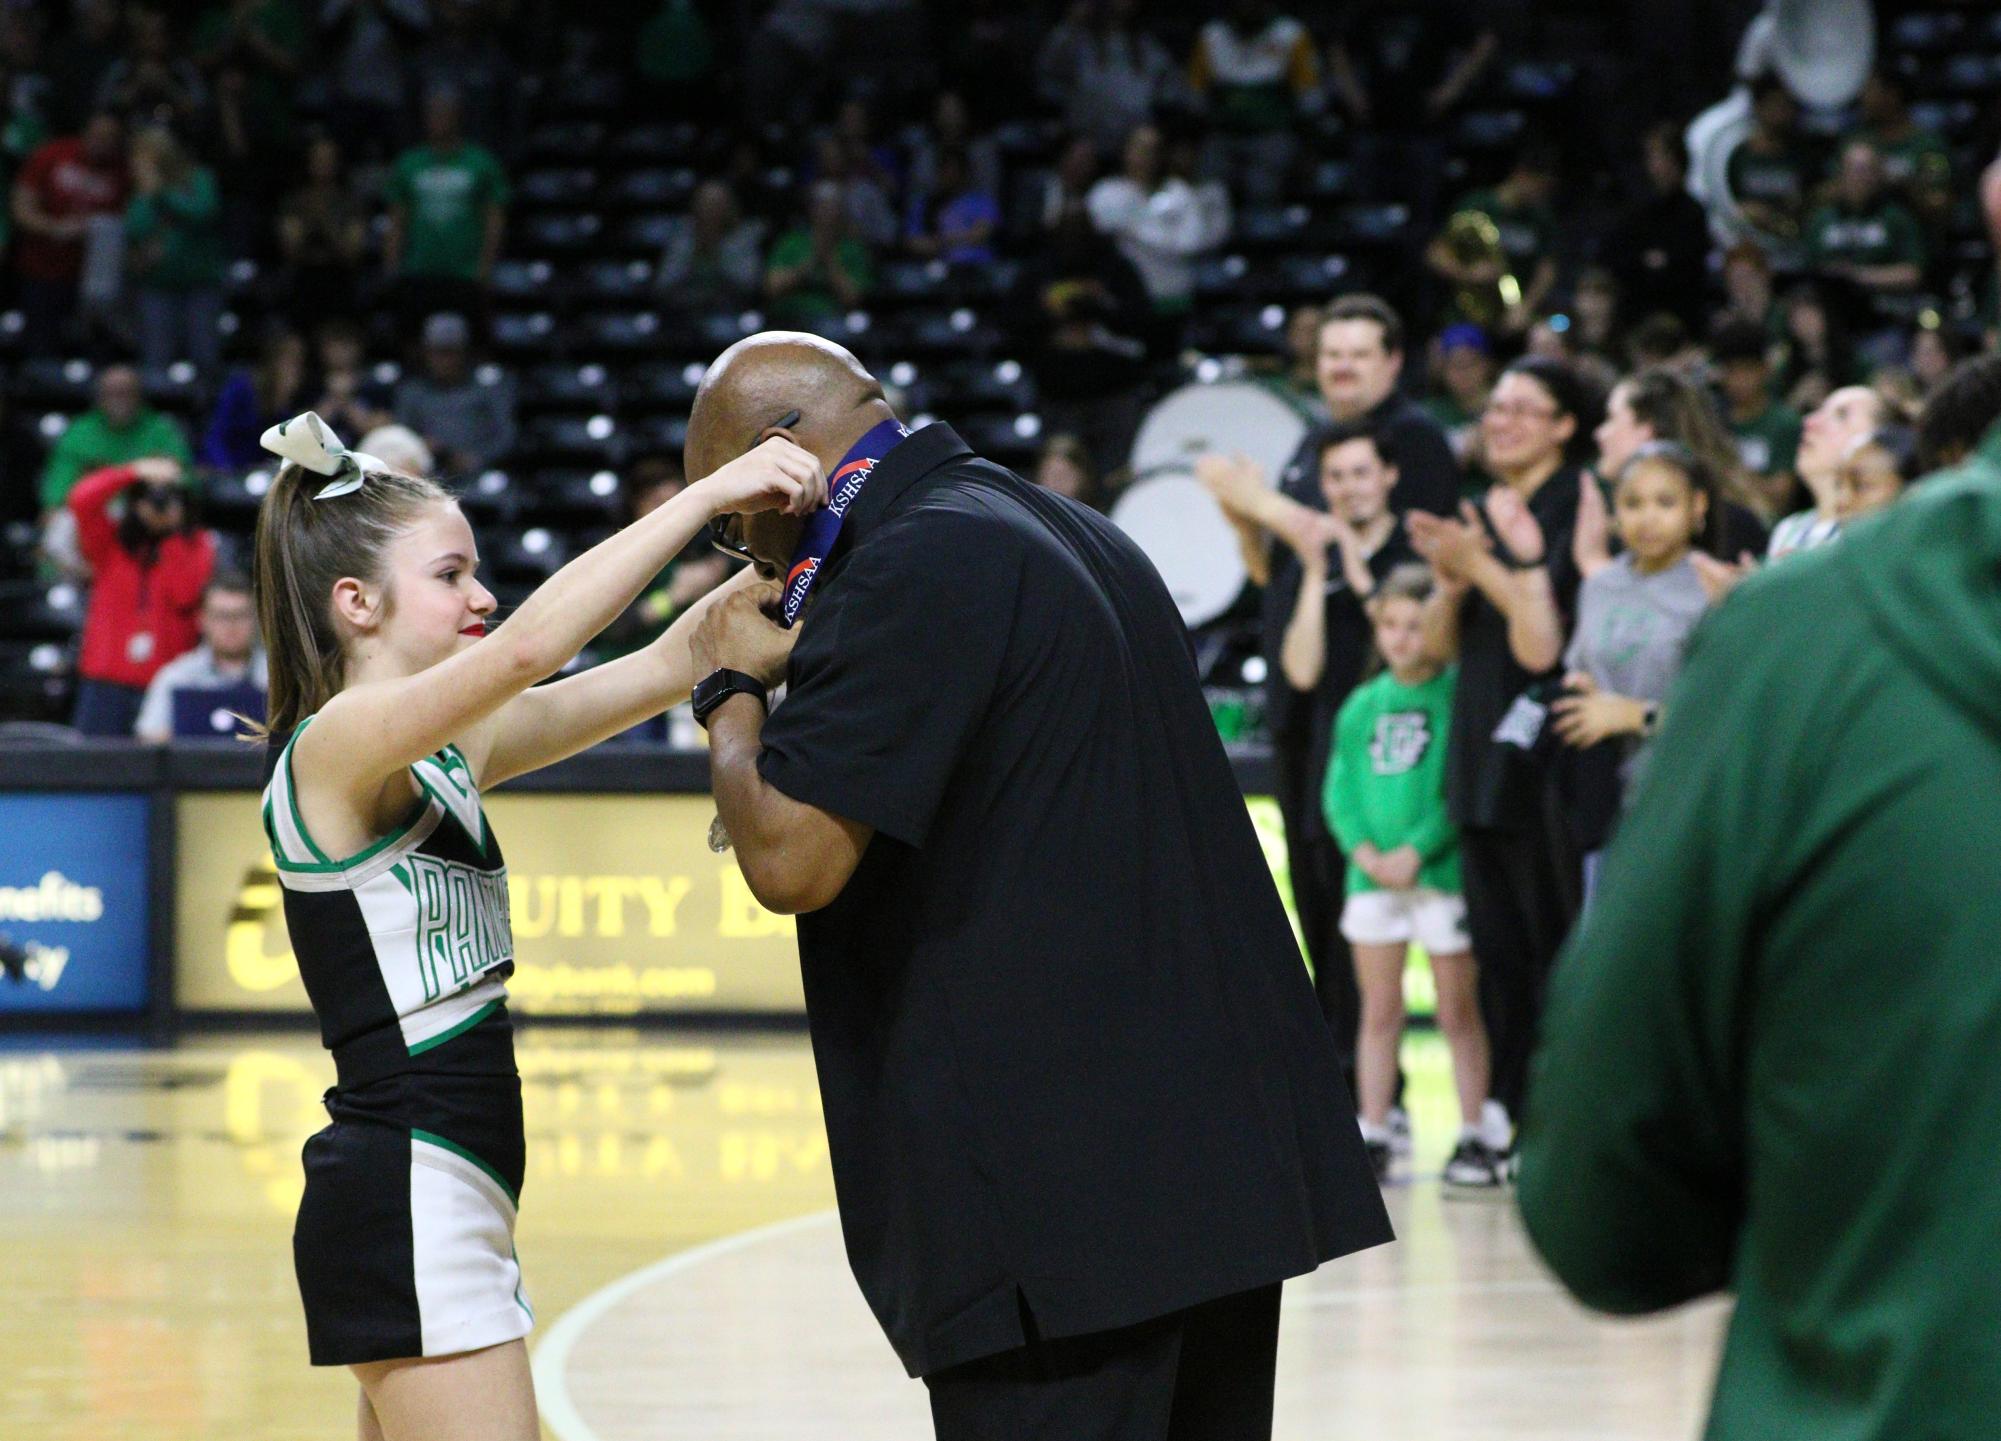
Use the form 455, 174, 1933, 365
0, 1028, 1727, 1440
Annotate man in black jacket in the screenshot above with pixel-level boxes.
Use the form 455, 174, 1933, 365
683, 331, 1392, 1441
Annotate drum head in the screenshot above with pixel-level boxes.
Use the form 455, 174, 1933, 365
1109, 466, 1247, 628
1130, 381, 1308, 490
1772, 0, 1874, 109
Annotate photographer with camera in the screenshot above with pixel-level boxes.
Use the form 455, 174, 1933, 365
65, 454, 217, 736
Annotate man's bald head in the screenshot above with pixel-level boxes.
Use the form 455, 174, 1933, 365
685, 331, 893, 482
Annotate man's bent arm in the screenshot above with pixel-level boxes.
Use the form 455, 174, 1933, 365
707, 694, 874, 915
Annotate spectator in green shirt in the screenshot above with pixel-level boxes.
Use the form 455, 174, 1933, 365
1727, 75, 1813, 245
126, 128, 226, 378
1712, 318, 1802, 519
763, 181, 872, 328
1855, 69, 1952, 231
39, 365, 192, 515
596, 455, 730, 661
636, 0, 717, 112
36, 363, 193, 578
194, 1, 306, 151
1187, 1, 1321, 203
1806, 141, 1925, 330
384, 88, 510, 329
0, 65, 49, 259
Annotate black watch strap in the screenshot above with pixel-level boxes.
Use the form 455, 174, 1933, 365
691, 668, 768, 729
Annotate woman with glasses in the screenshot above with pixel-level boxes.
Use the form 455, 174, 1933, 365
1403, 354, 1604, 1170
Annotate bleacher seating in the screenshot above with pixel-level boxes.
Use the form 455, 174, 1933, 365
8, 8, 2001, 725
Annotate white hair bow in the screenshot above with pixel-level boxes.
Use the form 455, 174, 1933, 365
259, 411, 390, 500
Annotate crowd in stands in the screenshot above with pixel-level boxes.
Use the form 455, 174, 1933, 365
7, 1, 2001, 1177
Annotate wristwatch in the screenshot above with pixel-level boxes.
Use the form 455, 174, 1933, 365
691, 668, 768, 729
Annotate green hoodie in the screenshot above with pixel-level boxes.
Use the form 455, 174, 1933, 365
1518, 447, 2001, 1440
1323, 666, 1460, 894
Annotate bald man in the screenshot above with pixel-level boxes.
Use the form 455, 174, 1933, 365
684, 333, 1391, 1441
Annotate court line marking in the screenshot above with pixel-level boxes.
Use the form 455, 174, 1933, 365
532, 1208, 842, 1441
532, 1201, 1685, 1437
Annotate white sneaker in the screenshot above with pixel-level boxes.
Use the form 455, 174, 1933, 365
1442, 1136, 1507, 1190
1387, 1105, 1413, 1159
1478, 1101, 1517, 1182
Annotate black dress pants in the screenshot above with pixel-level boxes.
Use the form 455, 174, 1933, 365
924, 1284, 1284, 1441
1459, 822, 1574, 1120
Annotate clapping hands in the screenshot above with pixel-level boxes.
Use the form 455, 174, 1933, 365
1691, 551, 1758, 606
1405, 504, 1487, 581
1573, 473, 1612, 578
1481, 485, 1546, 565
1193, 452, 1268, 515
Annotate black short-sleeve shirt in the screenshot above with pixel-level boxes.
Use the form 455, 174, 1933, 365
1274, 391, 1462, 521
757, 424, 1392, 1378
1264, 391, 1460, 753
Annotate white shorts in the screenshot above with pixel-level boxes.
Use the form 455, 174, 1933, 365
1340, 888, 1470, 956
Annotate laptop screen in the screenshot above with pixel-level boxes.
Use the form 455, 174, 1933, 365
171, 683, 267, 739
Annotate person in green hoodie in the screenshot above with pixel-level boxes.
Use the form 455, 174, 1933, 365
1324, 563, 1499, 1189
1517, 412, 2001, 1438
126, 127, 226, 378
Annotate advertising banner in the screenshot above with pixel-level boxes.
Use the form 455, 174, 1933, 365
176, 792, 806, 1015
0, 793, 151, 1014
178, 791, 1336, 1018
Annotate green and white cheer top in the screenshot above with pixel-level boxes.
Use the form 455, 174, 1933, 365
262, 717, 517, 1086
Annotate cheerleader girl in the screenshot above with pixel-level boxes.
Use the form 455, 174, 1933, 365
252, 410, 821, 1440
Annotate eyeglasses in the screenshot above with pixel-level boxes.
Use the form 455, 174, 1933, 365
709, 510, 756, 563
1482, 401, 1560, 422
708, 408, 801, 564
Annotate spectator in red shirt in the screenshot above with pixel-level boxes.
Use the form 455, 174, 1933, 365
10, 109, 128, 354
66, 456, 215, 736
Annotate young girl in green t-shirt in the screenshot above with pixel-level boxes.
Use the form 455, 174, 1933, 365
1324, 564, 1499, 1188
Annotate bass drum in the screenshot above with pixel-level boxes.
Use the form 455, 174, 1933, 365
1113, 381, 1309, 628
1109, 465, 1248, 628
1129, 380, 1309, 492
